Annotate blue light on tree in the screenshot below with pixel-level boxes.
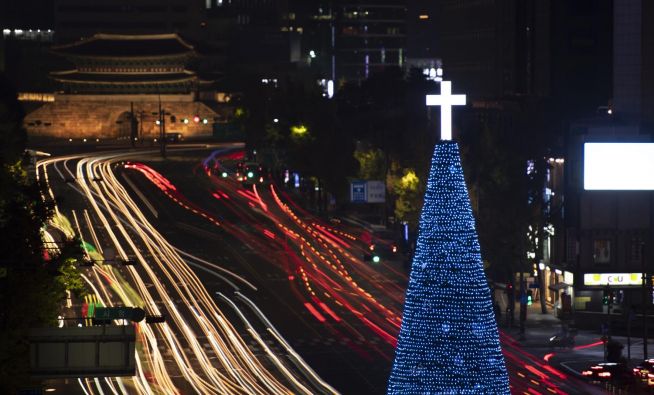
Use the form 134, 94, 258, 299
388, 141, 509, 394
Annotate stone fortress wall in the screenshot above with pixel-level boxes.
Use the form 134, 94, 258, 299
25, 94, 217, 139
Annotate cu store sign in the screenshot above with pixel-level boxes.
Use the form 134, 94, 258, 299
583, 273, 643, 286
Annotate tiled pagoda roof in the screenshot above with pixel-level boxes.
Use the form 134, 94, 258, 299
50, 70, 197, 84
52, 33, 195, 58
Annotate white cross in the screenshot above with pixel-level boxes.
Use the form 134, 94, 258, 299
426, 81, 466, 140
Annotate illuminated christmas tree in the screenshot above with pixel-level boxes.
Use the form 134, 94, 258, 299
388, 140, 510, 394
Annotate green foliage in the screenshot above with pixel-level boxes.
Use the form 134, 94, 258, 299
354, 147, 385, 180
0, 75, 86, 392
50, 237, 87, 298
337, 69, 437, 222
391, 166, 424, 227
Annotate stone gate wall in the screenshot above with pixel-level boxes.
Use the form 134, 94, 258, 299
25, 94, 218, 139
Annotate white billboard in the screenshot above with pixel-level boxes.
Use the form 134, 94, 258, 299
584, 143, 654, 190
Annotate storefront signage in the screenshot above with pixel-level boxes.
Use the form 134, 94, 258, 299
583, 273, 642, 286
563, 271, 574, 286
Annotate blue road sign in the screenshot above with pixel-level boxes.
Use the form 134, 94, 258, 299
351, 181, 367, 203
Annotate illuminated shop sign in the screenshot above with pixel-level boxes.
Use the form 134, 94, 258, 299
584, 273, 643, 286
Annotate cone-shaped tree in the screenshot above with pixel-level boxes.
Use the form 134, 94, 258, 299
388, 141, 509, 394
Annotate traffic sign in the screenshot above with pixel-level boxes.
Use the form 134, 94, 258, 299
351, 181, 367, 203
366, 180, 386, 203
94, 307, 146, 322
350, 180, 386, 203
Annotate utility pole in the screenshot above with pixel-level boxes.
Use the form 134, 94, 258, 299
643, 242, 649, 359
130, 102, 136, 148
519, 271, 526, 339
157, 86, 166, 158
628, 305, 635, 361
138, 110, 143, 143
607, 285, 613, 341
158, 99, 166, 158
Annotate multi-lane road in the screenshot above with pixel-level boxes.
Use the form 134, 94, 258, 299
36, 143, 608, 394
38, 145, 337, 395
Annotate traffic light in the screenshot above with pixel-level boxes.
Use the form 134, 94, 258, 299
363, 254, 380, 263
526, 290, 533, 306
602, 288, 610, 305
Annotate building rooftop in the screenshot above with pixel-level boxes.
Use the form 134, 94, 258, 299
52, 33, 195, 58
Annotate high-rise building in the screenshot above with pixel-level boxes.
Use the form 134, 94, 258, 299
205, 0, 301, 81
1, 1, 57, 93
407, 0, 612, 118
563, 0, 654, 328
1, 0, 54, 31
276, 0, 407, 83
612, 0, 654, 126
330, 1, 407, 82
53, 0, 206, 44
